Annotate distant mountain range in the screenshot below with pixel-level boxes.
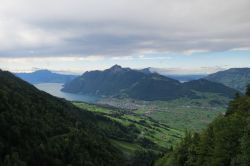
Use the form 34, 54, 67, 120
205, 68, 250, 93
16, 67, 250, 100
139, 67, 206, 82
15, 70, 77, 84
62, 65, 239, 101
166, 74, 206, 82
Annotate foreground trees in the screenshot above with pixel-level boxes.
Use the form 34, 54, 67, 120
157, 85, 250, 166
0, 70, 124, 166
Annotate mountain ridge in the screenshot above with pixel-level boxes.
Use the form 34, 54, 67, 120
15, 70, 77, 84
205, 68, 250, 93
62, 65, 239, 101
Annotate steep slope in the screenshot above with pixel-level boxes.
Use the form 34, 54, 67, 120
124, 73, 191, 100
63, 65, 239, 101
156, 86, 250, 166
139, 67, 155, 75
62, 65, 151, 96
16, 69, 77, 84
166, 74, 206, 82
74, 102, 184, 166
0, 70, 124, 166
139, 67, 206, 82
183, 79, 239, 98
205, 68, 250, 93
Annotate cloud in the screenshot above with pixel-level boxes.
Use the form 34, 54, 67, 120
150, 66, 226, 75
0, 0, 249, 58
0, 56, 105, 73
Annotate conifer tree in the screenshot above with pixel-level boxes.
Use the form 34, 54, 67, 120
246, 84, 250, 96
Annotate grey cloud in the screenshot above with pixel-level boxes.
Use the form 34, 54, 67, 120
0, 0, 250, 57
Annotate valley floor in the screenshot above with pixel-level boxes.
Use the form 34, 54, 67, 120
97, 97, 226, 131
73, 96, 227, 164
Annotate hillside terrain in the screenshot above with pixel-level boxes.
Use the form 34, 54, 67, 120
2, 69, 188, 166
2, 67, 245, 165
156, 85, 250, 166
0, 70, 127, 165
98, 96, 227, 131
166, 74, 206, 82
62, 65, 239, 101
62, 65, 147, 96
16, 70, 77, 84
74, 102, 183, 165
139, 67, 206, 82
205, 68, 250, 93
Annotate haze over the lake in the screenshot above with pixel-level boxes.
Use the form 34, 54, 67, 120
0, 0, 250, 74
34, 83, 100, 103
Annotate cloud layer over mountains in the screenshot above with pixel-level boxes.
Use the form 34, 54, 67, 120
0, 0, 250, 58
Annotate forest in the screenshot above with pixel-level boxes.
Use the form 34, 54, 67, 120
0, 70, 126, 165
157, 85, 250, 166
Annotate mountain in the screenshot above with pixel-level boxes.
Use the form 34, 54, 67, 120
205, 68, 250, 93
62, 65, 239, 101
62, 65, 147, 96
183, 79, 239, 98
166, 74, 206, 82
123, 73, 191, 100
139, 67, 206, 82
156, 86, 250, 166
15, 69, 77, 84
139, 67, 155, 75
0, 70, 124, 165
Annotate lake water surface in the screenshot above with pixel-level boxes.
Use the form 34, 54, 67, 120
35, 83, 99, 103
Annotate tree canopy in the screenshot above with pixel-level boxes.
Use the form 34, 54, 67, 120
0, 70, 124, 166
157, 85, 250, 166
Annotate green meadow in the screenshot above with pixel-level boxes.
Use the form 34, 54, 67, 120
74, 96, 227, 160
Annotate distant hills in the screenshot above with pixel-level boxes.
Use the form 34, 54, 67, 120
166, 74, 206, 82
139, 67, 206, 82
15, 69, 77, 84
62, 65, 239, 100
139, 67, 207, 82
62, 65, 145, 96
205, 68, 250, 93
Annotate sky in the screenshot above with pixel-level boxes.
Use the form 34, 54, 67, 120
0, 0, 250, 74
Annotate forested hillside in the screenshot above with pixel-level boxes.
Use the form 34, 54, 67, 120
205, 68, 250, 93
62, 65, 239, 101
156, 85, 250, 166
0, 70, 124, 165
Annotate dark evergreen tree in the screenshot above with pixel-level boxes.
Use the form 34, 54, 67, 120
0, 70, 125, 166
246, 84, 250, 96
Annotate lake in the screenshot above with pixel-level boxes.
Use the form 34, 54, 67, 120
34, 83, 99, 103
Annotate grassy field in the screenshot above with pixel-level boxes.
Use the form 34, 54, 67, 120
74, 102, 183, 158
136, 100, 226, 131
98, 95, 227, 131
73, 95, 228, 164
